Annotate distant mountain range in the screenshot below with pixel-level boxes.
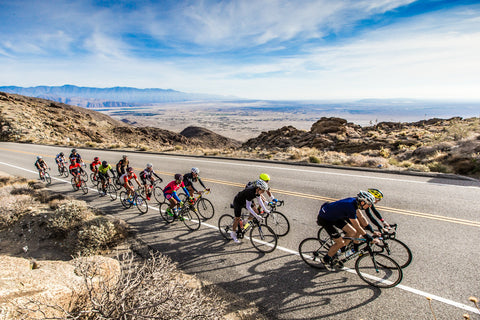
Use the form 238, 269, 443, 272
0, 85, 227, 108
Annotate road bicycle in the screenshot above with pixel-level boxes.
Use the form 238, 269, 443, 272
97, 176, 117, 201
139, 178, 165, 203
263, 200, 289, 237
218, 209, 278, 254
317, 223, 412, 269
178, 190, 215, 220
57, 162, 69, 177
38, 168, 52, 185
119, 188, 148, 214
299, 235, 403, 288
159, 198, 201, 231
71, 175, 88, 194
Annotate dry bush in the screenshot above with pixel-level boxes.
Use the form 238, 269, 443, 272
0, 185, 35, 229
47, 200, 95, 232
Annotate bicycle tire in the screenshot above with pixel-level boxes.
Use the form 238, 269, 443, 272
80, 180, 88, 194
181, 207, 201, 231
97, 181, 104, 195
218, 214, 234, 240
299, 237, 330, 269
265, 210, 290, 237
62, 167, 69, 178
134, 194, 148, 214
57, 165, 63, 176
153, 186, 165, 203
250, 224, 277, 253
44, 172, 52, 185
159, 202, 175, 223
71, 178, 79, 191
373, 238, 412, 269
90, 173, 99, 186
107, 184, 117, 201
196, 198, 215, 219
355, 253, 403, 288
81, 171, 88, 182
177, 192, 187, 202
119, 191, 132, 209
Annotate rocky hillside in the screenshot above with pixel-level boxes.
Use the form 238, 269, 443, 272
0, 92, 238, 151
180, 126, 241, 149
243, 117, 480, 176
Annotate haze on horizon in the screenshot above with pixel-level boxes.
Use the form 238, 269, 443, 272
0, 0, 479, 102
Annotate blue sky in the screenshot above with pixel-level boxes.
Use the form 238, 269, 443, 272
0, 0, 479, 100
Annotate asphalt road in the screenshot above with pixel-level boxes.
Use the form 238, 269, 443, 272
1, 142, 479, 320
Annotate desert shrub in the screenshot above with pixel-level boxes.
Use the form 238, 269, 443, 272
0, 186, 34, 228
48, 200, 94, 232
379, 147, 391, 158
174, 145, 183, 151
309, 155, 321, 163
138, 146, 148, 151
85, 142, 96, 148
427, 161, 450, 173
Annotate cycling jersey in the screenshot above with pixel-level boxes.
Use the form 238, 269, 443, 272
116, 159, 129, 174
90, 160, 101, 171
34, 159, 47, 170
163, 180, 190, 202
55, 154, 65, 163
69, 153, 81, 163
98, 164, 113, 175
233, 187, 269, 218
317, 197, 359, 221
69, 162, 82, 175
121, 172, 137, 185
183, 172, 207, 192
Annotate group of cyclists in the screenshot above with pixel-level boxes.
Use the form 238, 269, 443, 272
36, 148, 394, 271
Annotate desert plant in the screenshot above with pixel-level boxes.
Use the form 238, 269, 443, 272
309, 155, 321, 163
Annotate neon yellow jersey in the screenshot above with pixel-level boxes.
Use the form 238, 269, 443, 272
98, 164, 112, 174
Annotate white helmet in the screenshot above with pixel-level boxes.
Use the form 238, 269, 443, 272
146, 163, 153, 168
255, 179, 269, 191
191, 167, 200, 174
37, 156, 42, 160
357, 190, 376, 205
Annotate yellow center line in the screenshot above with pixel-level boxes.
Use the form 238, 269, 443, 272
2, 146, 479, 227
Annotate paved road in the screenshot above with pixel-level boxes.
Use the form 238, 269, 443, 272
1, 142, 479, 319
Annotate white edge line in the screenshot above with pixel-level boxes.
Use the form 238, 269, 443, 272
0, 160, 478, 315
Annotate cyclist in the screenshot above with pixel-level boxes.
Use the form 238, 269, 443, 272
34, 156, 49, 178
229, 179, 271, 243
120, 167, 142, 202
97, 160, 116, 195
183, 167, 210, 199
245, 173, 278, 213
163, 174, 191, 217
139, 163, 163, 200
116, 155, 129, 177
90, 157, 101, 181
55, 152, 66, 170
69, 158, 84, 187
69, 148, 82, 164
365, 188, 391, 231
316, 191, 376, 270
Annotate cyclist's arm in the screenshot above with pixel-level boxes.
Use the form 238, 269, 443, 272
182, 186, 191, 198
171, 191, 182, 202
257, 195, 270, 213
197, 177, 207, 190
364, 207, 383, 230
246, 200, 262, 220
349, 217, 368, 238
153, 172, 162, 181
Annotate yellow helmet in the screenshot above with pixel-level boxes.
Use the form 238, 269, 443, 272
368, 188, 384, 200
259, 173, 270, 182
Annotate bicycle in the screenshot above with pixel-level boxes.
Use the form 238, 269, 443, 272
119, 188, 148, 214
317, 223, 412, 269
159, 198, 201, 231
178, 190, 215, 220
139, 178, 165, 203
79, 162, 89, 182
57, 162, 69, 177
90, 171, 99, 187
263, 200, 289, 237
97, 176, 117, 201
38, 168, 52, 185
218, 208, 278, 253
71, 175, 88, 194
299, 235, 403, 288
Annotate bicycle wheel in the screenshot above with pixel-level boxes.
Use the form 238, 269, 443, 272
62, 166, 69, 178
250, 224, 277, 253
44, 172, 52, 185
177, 192, 187, 202
373, 238, 412, 269
181, 207, 201, 231
81, 171, 88, 182
119, 191, 132, 209
196, 198, 215, 219
153, 186, 165, 203
218, 214, 235, 240
90, 173, 99, 186
159, 202, 175, 223
71, 178, 79, 191
355, 253, 403, 288
107, 184, 117, 201
57, 165, 63, 176
265, 211, 290, 237
80, 180, 88, 194
299, 238, 330, 269
134, 194, 148, 214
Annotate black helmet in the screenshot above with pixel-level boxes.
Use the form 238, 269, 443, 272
174, 173, 183, 181
127, 167, 134, 173
59, 152, 64, 156
102, 160, 107, 167
71, 148, 77, 153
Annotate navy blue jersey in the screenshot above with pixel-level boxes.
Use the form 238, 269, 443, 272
318, 197, 358, 221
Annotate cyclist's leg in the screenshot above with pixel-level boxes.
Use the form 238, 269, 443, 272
318, 218, 346, 259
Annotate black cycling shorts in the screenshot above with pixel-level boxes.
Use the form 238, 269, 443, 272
317, 216, 348, 239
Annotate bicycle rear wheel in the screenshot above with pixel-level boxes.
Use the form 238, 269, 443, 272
218, 214, 234, 240
81, 171, 88, 182
265, 211, 289, 237
196, 198, 215, 219
181, 207, 201, 231
153, 186, 165, 203
299, 237, 330, 269
355, 253, 403, 288
159, 202, 174, 223
44, 172, 52, 185
373, 238, 412, 269
134, 194, 148, 214
71, 178, 79, 191
107, 184, 117, 201
80, 180, 88, 194
62, 166, 69, 178
250, 224, 277, 253
90, 173, 99, 186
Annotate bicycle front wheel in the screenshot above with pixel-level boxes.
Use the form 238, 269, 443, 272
80, 180, 88, 194
355, 253, 403, 288
181, 207, 201, 231
134, 194, 148, 214
374, 238, 412, 269
153, 186, 165, 203
218, 214, 234, 240
299, 237, 330, 269
196, 198, 215, 219
265, 211, 290, 237
62, 167, 69, 178
250, 224, 277, 253
44, 172, 52, 185
90, 173, 98, 186
159, 202, 174, 223
107, 184, 117, 201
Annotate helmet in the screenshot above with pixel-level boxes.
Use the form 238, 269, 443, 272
368, 188, 384, 200
102, 160, 107, 166
71, 148, 76, 153
357, 190, 376, 205
259, 173, 270, 182
59, 152, 64, 156
146, 163, 153, 168
37, 156, 42, 160
122, 155, 127, 160
127, 167, 133, 173
255, 179, 269, 191
174, 173, 183, 181
94, 157, 99, 161
191, 167, 200, 174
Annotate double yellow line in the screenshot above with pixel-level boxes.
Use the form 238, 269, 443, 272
2, 146, 480, 228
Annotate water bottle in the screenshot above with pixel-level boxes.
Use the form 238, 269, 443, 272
345, 248, 355, 258
243, 221, 250, 230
